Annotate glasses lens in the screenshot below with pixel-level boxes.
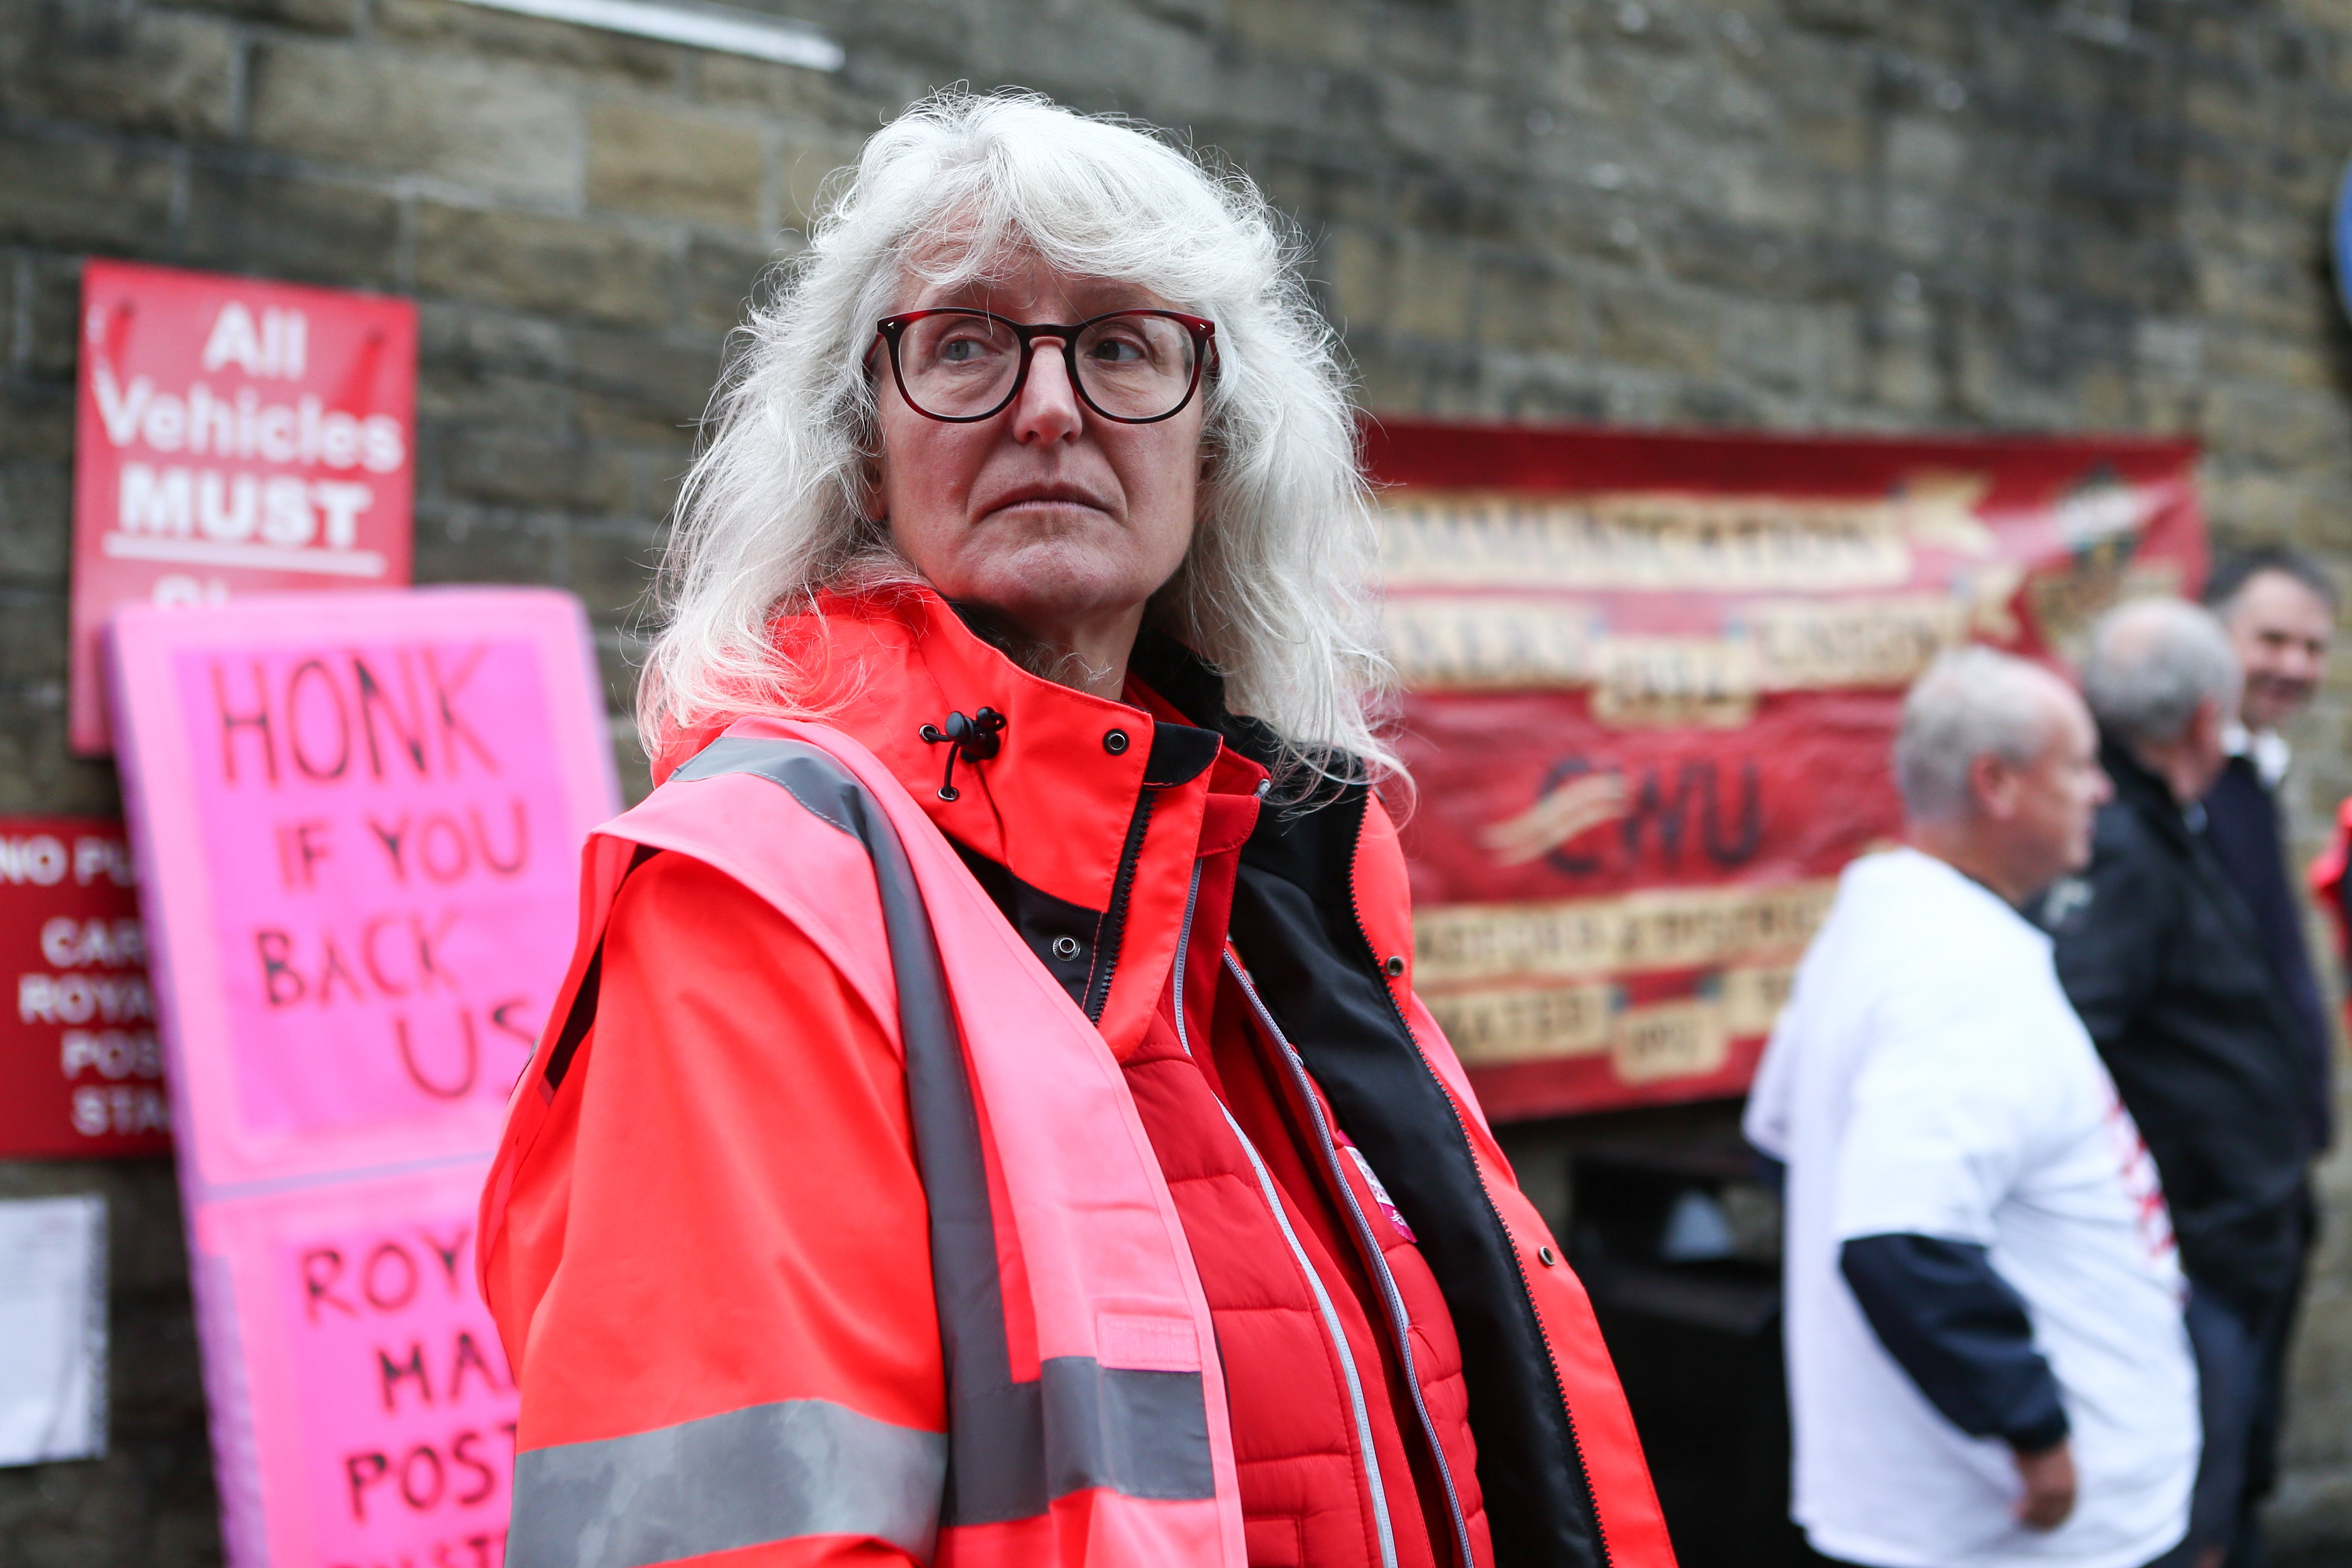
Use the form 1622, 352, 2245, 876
898, 313, 1021, 418
1073, 314, 1197, 420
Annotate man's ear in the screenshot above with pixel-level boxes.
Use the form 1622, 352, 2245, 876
2190, 694, 2229, 752
1968, 750, 2017, 821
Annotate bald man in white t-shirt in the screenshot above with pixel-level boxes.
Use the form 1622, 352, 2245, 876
1746, 647, 2197, 1568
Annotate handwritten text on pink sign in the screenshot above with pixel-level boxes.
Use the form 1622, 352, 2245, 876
288, 1213, 516, 1568
175, 640, 573, 1140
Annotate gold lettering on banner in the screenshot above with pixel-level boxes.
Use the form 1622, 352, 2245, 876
1744, 597, 1971, 690
1380, 492, 1914, 591
1590, 637, 1758, 727
1719, 963, 1796, 1038
1611, 998, 1729, 1084
1425, 981, 1616, 1066
1384, 594, 1979, 700
1378, 481, 2000, 595
1381, 596, 1598, 689
1413, 881, 1835, 989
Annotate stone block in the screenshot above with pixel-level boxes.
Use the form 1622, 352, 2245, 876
1883, 113, 1967, 189
181, 165, 404, 291
688, 52, 853, 120
0, 456, 72, 579
249, 39, 585, 205
1384, 237, 1476, 343
0, 1, 239, 140
411, 501, 563, 585
1587, 272, 1724, 378
442, 431, 641, 514
566, 514, 666, 618
413, 202, 676, 328
2206, 383, 2352, 469
778, 131, 869, 226
415, 362, 572, 437
0, 383, 73, 462
13, 251, 82, 382
0, 130, 179, 253
376, 0, 680, 85
1474, 257, 1579, 355
2208, 326, 2338, 391
588, 98, 766, 231
169, 0, 358, 34
417, 299, 572, 377
572, 326, 723, 444
684, 233, 786, 337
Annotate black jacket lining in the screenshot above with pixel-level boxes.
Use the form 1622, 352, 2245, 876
1131, 628, 1607, 1568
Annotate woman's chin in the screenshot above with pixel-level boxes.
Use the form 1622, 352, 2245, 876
942, 550, 1158, 637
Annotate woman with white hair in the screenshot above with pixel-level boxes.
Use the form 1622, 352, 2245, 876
479, 91, 1672, 1568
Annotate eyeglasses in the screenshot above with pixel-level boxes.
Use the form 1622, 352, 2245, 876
873, 308, 1216, 425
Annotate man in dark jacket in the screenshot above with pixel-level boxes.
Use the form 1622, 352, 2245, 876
2042, 598, 2311, 1568
2197, 549, 2335, 1568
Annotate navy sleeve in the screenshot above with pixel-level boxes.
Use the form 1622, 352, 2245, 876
1839, 1232, 2070, 1452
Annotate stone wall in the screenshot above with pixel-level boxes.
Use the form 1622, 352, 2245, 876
5, 0, 2352, 1560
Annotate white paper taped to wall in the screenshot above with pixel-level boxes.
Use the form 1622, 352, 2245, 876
0, 1193, 108, 1467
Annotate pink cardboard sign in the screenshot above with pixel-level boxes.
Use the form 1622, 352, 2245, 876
109, 588, 615, 1567
196, 1166, 518, 1568
72, 260, 418, 757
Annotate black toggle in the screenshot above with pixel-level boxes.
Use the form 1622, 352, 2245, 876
918, 707, 1007, 802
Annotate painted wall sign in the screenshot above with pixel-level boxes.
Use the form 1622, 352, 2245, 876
71, 260, 417, 756
1364, 421, 2205, 1122
0, 817, 166, 1158
111, 588, 616, 1568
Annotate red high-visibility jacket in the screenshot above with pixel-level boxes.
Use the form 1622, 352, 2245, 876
480, 588, 1674, 1568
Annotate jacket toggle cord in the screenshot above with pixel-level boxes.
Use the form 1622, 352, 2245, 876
918, 708, 1006, 802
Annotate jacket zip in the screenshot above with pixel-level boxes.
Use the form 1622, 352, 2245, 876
1214, 1098, 1401, 1568
1172, 860, 1204, 1058
1083, 785, 1159, 1023
1226, 953, 1477, 1568
1345, 892, 1611, 1567
1172, 864, 1398, 1568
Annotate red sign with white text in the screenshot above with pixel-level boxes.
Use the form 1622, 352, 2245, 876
71, 259, 416, 755
0, 817, 168, 1157
1364, 421, 2205, 1122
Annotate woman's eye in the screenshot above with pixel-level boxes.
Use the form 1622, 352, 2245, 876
1089, 336, 1147, 362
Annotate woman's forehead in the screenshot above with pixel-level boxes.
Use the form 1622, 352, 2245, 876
895, 249, 1172, 317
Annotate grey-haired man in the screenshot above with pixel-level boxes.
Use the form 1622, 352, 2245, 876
2041, 598, 2309, 1568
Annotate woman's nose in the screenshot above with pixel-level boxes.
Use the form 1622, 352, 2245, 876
1011, 339, 1085, 442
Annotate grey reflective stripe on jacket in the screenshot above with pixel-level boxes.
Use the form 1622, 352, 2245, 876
509, 736, 1214, 1566
512, 1398, 947, 1568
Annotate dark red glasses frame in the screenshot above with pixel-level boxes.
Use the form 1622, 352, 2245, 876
872, 308, 1217, 425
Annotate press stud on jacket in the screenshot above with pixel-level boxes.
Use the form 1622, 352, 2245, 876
479, 589, 1675, 1568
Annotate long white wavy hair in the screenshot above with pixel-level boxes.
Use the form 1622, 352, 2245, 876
637, 89, 1397, 786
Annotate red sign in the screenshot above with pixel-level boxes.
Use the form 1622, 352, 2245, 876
71, 260, 416, 755
1365, 421, 2205, 1122
0, 816, 168, 1157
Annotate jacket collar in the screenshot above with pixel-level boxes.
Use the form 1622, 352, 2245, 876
2100, 730, 2200, 850
672, 587, 1268, 1056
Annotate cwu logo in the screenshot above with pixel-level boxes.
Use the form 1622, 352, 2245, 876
1483, 754, 1764, 877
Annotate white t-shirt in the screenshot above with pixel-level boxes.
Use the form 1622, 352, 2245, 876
1744, 848, 2196, 1568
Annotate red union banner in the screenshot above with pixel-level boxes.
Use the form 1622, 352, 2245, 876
71, 259, 417, 756
1363, 421, 2205, 1123
0, 817, 168, 1158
